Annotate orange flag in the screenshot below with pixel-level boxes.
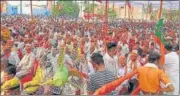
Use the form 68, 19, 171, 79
94, 70, 137, 95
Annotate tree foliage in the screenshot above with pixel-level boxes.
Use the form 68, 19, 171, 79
84, 3, 98, 13
96, 7, 117, 20
150, 9, 179, 21
162, 9, 179, 22
108, 8, 117, 19
52, 1, 80, 18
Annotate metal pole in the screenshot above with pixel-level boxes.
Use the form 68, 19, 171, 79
20, 0, 22, 14
119, 6, 121, 19
179, 0, 180, 58
146, 0, 149, 20
93, 0, 94, 23
30, 0, 33, 20
125, 1, 126, 18
105, 0, 108, 35
178, 1, 180, 95
88, 1, 89, 30
142, 4, 144, 20
128, 1, 130, 19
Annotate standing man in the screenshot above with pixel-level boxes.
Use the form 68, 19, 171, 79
94, 52, 175, 95
103, 42, 118, 77
84, 35, 91, 59
87, 53, 116, 95
164, 43, 179, 95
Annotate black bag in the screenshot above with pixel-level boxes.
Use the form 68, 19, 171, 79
128, 78, 138, 93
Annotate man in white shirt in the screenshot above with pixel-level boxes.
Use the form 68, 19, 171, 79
16, 44, 35, 79
164, 44, 179, 95
97, 39, 103, 54
118, 55, 130, 77
84, 36, 91, 59
103, 42, 118, 77
121, 41, 129, 56
86, 41, 98, 61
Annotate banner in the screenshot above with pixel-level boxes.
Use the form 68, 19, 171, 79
0, 1, 7, 13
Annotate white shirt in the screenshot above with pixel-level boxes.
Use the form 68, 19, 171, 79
103, 53, 118, 77
118, 66, 130, 77
84, 41, 91, 57
87, 61, 95, 75
121, 44, 129, 55
17, 42, 24, 49
36, 47, 46, 58
116, 66, 130, 92
165, 52, 179, 76
97, 40, 103, 53
164, 52, 179, 95
8, 50, 20, 66
17, 52, 35, 71
64, 54, 74, 68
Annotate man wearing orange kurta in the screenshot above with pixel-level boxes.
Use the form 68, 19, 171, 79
137, 52, 174, 95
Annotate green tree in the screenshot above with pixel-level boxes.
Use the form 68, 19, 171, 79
96, 7, 117, 20
52, 1, 80, 18
108, 8, 117, 19
97, 7, 103, 15
84, 3, 98, 13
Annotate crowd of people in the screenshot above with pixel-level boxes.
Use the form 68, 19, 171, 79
1, 15, 179, 95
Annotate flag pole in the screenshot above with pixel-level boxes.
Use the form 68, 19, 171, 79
125, 1, 126, 18
146, 0, 149, 20
128, 1, 130, 19
30, 0, 33, 20
158, 0, 164, 65
20, 0, 22, 14
158, 0, 163, 19
104, 0, 108, 36
179, 0, 180, 56
93, 0, 94, 23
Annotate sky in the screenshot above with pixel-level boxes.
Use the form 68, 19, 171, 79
7, 1, 179, 10
7, 1, 47, 6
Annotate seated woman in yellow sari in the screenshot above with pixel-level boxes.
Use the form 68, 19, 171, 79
23, 55, 53, 95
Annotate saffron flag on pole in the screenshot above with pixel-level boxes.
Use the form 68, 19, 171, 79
154, 0, 164, 66
154, 18, 165, 65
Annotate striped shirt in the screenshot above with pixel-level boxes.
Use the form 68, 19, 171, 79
87, 69, 116, 93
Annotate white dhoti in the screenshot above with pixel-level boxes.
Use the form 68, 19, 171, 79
16, 69, 30, 79
170, 75, 179, 95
